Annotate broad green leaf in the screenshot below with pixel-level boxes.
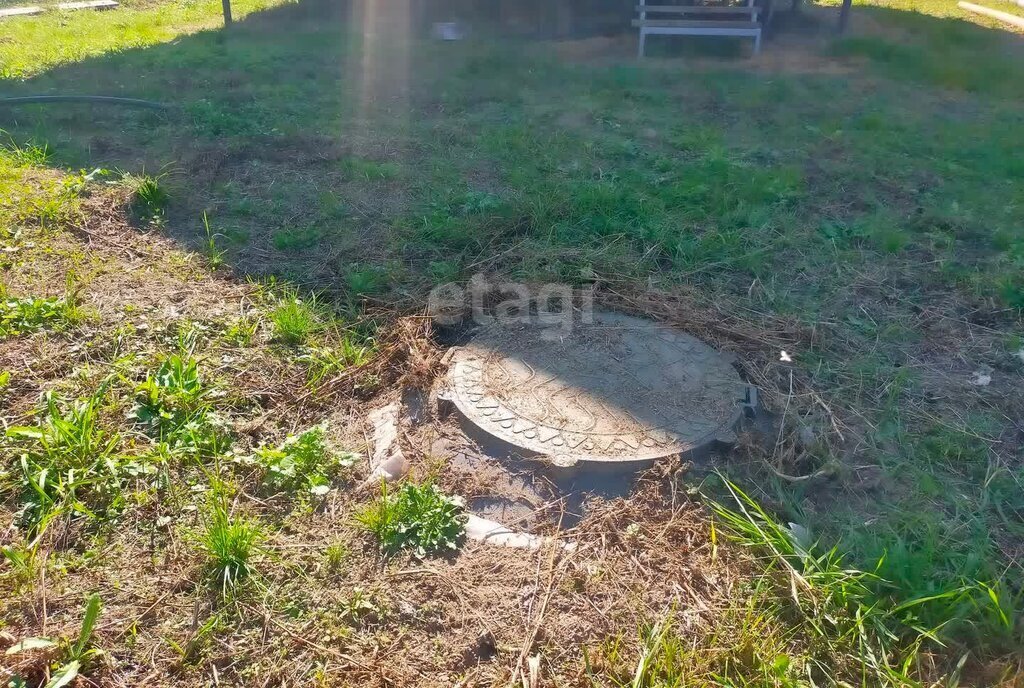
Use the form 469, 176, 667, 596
6, 426, 44, 440
45, 660, 80, 688
6, 637, 57, 654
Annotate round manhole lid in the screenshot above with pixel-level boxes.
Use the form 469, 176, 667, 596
447, 311, 753, 467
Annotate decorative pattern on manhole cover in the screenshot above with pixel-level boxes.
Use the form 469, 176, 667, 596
447, 311, 754, 467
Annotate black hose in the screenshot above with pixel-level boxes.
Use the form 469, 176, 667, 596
0, 95, 169, 109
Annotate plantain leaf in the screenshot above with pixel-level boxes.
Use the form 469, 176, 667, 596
6, 637, 57, 654
6, 426, 43, 440
45, 660, 80, 688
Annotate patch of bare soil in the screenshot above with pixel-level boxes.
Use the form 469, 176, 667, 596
10, 477, 742, 687
549, 35, 636, 62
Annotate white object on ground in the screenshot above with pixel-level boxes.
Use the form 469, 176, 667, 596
0, 6, 43, 17
1016, 348, 1024, 364
358, 401, 409, 489
57, 0, 118, 9
0, 0, 116, 16
464, 514, 575, 551
969, 367, 993, 387
958, 1, 1024, 29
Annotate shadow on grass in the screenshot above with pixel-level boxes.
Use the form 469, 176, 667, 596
0, 0, 1022, 295
832, 4, 1024, 98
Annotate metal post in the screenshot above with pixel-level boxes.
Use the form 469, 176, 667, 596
837, 0, 852, 33
222, 0, 232, 25
637, 0, 647, 57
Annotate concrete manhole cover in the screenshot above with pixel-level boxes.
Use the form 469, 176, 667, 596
445, 311, 755, 469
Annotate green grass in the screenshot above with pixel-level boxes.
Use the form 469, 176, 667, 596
123, 172, 169, 220
710, 485, 900, 679
830, 0, 1024, 98
201, 496, 264, 595
247, 424, 357, 493
130, 354, 227, 457
356, 482, 466, 557
345, 265, 389, 297
323, 541, 349, 574
260, 283, 376, 382
272, 225, 322, 251
5, 593, 106, 688
0, 0, 288, 80
221, 314, 259, 346
0, 0, 1022, 681
588, 604, 809, 687
3, 0, 1019, 311
268, 291, 327, 345
0, 149, 90, 231
338, 157, 402, 181
299, 337, 374, 387
0, 291, 83, 337
201, 211, 226, 268
4, 387, 123, 534
0, 134, 51, 166
672, 478, 1021, 686
131, 355, 207, 426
